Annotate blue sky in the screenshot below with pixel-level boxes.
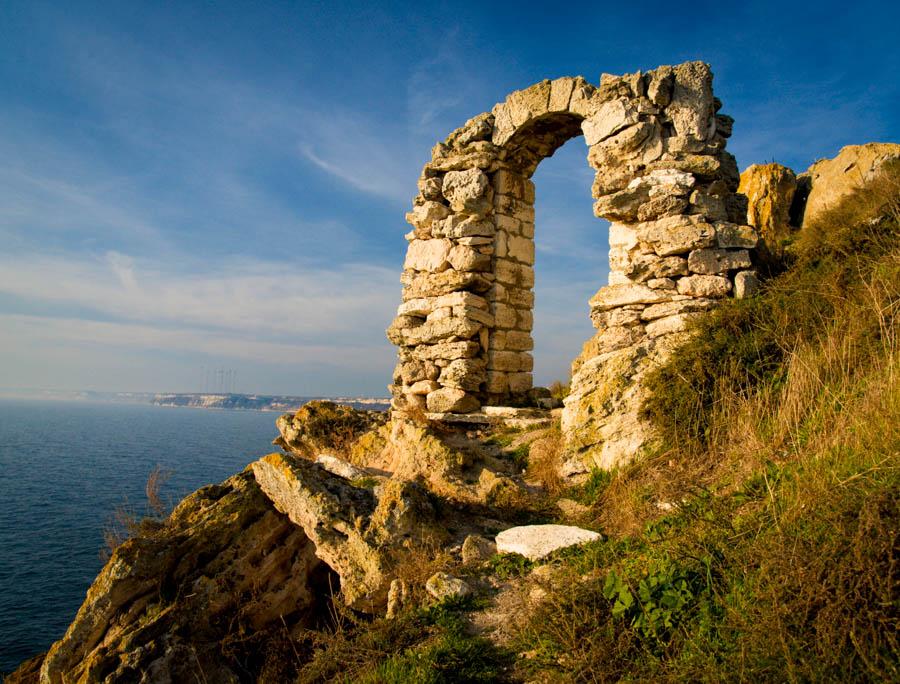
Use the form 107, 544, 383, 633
1, 0, 897, 396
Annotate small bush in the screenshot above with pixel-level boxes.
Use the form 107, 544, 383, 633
296, 592, 511, 683
101, 464, 172, 559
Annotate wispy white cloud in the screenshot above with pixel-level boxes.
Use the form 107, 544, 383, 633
0, 251, 399, 343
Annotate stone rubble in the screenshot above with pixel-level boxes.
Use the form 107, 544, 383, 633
425, 572, 473, 600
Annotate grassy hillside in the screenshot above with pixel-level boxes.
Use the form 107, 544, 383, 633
510, 162, 899, 682
273, 166, 899, 683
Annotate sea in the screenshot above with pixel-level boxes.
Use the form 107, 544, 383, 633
0, 398, 291, 675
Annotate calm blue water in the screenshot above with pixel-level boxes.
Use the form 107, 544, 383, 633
0, 399, 282, 674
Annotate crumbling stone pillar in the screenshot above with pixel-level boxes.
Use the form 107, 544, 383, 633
387, 61, 758, 467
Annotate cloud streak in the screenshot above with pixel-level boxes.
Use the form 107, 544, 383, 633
0, 252, 399, 343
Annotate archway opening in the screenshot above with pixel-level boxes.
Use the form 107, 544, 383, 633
530, 137, 609, 391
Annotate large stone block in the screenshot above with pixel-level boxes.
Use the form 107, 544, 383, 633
495, 259, 535, 288
505, 79, 552, 127
507, 372, 533, 394
390, 316, 483, 346
641, 298, 714, 321
454, 305, 494, 327
589, 283, 670, 312
715, 222, 758, 249
504, 331, 534, 351
492, 302, 517, 328
485, 370, 508, 394
636, 215, 716, 256
676, 274, 732, 297
405, 201, 451, 235
507, 234, 535, 264
668, 61, 715, 140
403, 238, 452, 271
645, 312, 695, 338
507, 289, 535, 308
493, 170, 528, 199
413, 340, 481, 361
401, 270, 492, 299
448, 244, 492, 272
548, 76, 577, 111
426, 387, 480, 413
687, 248, 751, 274
438, 358, 486, 391
442, 169, 490, 214
435, 215, 496, 238
581, 98, 639, 146
486, 350, 532, 372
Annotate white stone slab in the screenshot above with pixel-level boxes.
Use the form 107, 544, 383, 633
495, 524, 602, 560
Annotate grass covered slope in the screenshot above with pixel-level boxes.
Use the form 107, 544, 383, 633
512, 163, 900, 681
240, 165, 899, 684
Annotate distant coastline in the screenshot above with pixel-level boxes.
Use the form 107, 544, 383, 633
0, 389, 390, 412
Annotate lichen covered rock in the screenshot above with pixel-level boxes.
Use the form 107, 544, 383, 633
738, 162, 798, 262
39, 470, 330, 684
801, 143, 900, 228
251, 452, 439, 611
273, 400, 387, 459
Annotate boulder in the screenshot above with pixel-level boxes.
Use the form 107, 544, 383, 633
801, 143, 900, 228
252, 452, 437, 611
425, 572, 472, 600
738, 162, 797, 260
461, 534, 497, 563
495, 524, 602, 560
273, 400, 387, 459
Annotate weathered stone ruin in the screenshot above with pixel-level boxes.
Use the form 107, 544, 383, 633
387, 61, 760, 469
13, 61, 899, 684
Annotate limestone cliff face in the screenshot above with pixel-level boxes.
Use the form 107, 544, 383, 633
801, 143, 900, 228
38, 470, 331, 684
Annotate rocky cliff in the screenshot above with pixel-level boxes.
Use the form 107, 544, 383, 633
7, 79, 898, 683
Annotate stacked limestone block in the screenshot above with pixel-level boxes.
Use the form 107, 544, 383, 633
387, 61, 759, 431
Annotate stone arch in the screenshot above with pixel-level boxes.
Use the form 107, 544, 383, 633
387, 62, 758, 468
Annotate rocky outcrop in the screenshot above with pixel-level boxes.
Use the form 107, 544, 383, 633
739, 163, 798, 263
37, 470, 332, 684
273, 400, 388, 459
251, 452, 439, 611
800, 143, 900, 228
561, 330, 688, 473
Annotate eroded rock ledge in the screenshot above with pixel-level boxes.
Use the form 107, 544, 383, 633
36, 470, 332, 684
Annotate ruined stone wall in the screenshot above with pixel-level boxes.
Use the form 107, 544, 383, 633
387, 62, 759, 466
